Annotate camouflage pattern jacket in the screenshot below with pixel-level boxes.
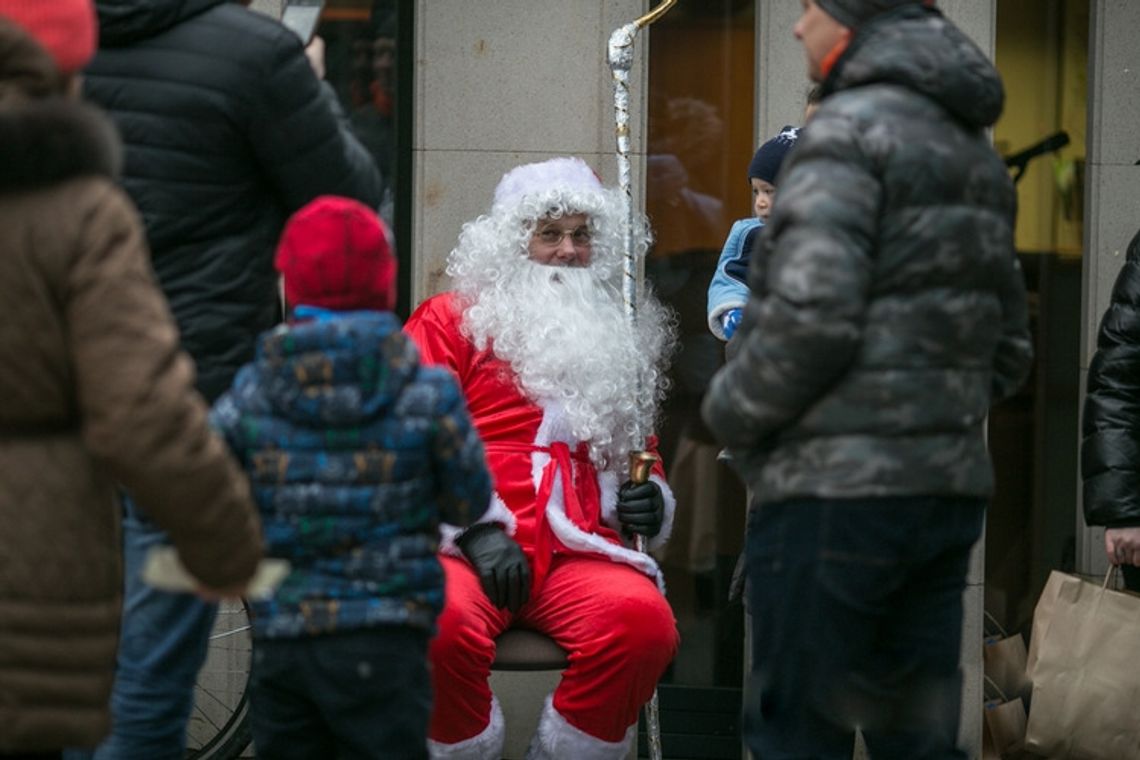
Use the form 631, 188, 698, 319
1082, 229, 1140, 528
702, 4, 1032, 505
212, 310, 491, 637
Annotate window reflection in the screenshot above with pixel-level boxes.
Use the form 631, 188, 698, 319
315, 0, 412, 316
319, 1, 398, 226
645, 0, 753, 702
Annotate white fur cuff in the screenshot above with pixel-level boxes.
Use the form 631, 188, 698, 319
428, 695, 505, 760
439, 493, 517, 557
526, 695, 636, 760
647, 473, 675, 552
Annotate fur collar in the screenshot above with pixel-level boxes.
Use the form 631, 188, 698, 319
0, 98, 121, 193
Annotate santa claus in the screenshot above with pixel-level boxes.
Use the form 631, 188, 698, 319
404, 156, 678, 759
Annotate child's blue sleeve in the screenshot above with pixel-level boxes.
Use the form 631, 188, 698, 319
208, 372, 253, 464
431, 376, 492, 528
707, 217, 763, 340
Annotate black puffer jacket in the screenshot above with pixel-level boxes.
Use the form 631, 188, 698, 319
1082, 229, 1140, 527
702, 5, 1032, 504
86, 0, 383, 401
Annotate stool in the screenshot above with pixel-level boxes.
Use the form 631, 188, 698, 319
489, 629, 638, 759
489, 629, 568, 759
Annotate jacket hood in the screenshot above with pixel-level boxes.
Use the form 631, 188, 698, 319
827, 5, 1004, 129
95, 0, 227, 46
253, 312, 419, 427
0, 19, 120, 193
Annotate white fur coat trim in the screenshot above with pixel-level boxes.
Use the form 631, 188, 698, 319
533, 403, 667, 592
598, 469, 676, 552
527, 694, 636, 760
427, 695, 505, 760
439, 494, 517, 558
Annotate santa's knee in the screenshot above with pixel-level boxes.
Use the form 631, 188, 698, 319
605, 591, 679, 671
431, 612, 496, 672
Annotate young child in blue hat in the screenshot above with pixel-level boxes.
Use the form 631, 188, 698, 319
706, 125, 801, 342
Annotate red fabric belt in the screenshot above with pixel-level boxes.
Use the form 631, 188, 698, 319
484, 440, 593, 593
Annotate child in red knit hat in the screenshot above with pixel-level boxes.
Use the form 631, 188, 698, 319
211, 196, 494, 759
0, 0, 97, 77
274, 195, 398, 315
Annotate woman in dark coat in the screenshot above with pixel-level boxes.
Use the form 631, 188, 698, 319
1082, 228, 1140, 591
0, 5, 262, 754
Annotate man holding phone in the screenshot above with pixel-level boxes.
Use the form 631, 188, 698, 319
72, 1, 382, 758
281, 0, 325, 44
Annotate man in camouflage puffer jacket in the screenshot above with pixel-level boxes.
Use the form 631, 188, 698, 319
701, 2, 1032, 758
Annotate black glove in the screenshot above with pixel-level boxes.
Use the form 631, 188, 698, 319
456, 523, 531, 613
616, 480, 665, 538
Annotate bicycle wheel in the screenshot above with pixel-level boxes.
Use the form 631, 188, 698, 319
186, 599, 253, 759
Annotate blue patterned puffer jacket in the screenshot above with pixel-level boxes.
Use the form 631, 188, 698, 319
211, 309, 491, 638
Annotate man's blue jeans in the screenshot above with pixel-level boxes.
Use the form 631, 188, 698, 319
67, 498, 218, 760
744, 495, 985, 760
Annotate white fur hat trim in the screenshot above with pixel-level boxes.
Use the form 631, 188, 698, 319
492, 157, 603, 211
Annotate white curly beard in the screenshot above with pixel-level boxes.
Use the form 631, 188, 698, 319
459, 260, 672, 471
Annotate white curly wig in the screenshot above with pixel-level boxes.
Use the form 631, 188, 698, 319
445, 157, 674, 469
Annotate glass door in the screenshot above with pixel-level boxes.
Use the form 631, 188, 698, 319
316, 0, 414, 318
643, 2, 755, 757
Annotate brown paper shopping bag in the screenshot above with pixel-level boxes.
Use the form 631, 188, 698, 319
983, 698, 1028, 759
984, 634, 1031, 703
1023, 569, 1140, 759
1025, 569, 1066, 680
981, 633, 1030, 758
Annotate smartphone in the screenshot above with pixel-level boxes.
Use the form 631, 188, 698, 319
281, 0, 325, 44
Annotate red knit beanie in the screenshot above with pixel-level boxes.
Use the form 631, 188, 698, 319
275, 196, 396, 313
0, 0, 97, 74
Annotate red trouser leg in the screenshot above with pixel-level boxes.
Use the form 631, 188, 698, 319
428, 556, 510, 744
525, 554, 679, 742
428, 553, 678, 746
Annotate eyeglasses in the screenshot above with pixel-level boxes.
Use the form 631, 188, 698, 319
534, 225, 593, 248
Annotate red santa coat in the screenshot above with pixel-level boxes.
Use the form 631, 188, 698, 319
404, 292, 674, 591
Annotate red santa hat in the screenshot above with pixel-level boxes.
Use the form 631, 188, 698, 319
0, 0, 97, 74
275, 196, 396, 313
492, 156, 604, 212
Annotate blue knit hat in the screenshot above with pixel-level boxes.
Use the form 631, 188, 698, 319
747, 126, 800, 185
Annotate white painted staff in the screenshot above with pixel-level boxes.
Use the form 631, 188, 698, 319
606, 3, 677, 759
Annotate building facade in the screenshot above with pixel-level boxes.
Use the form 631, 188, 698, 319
251, 1, 1140, 756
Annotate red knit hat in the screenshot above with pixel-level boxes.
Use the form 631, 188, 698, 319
0, 0, 97, 74
275, 196, 396, 313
